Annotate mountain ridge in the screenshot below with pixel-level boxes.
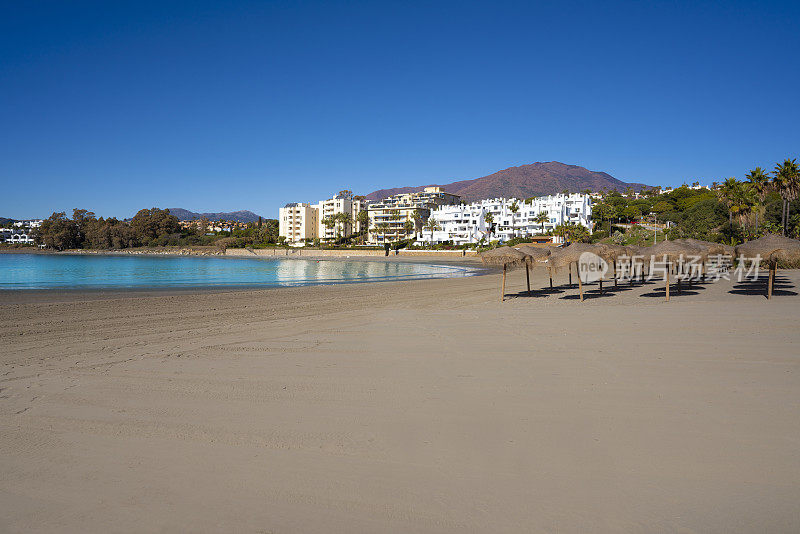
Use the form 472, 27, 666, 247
365, 161, 650, 202
167, 208, 267, 223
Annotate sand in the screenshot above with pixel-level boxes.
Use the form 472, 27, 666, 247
1, 266, 799, 533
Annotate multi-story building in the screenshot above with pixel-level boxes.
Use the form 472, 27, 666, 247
366, 187, 461, 244
278, 203, 319, 244
418, 193, 593, 245
314, 191, 368, 242
278, 191, 369, 244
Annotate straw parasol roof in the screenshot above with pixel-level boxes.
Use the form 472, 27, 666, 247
735, 234, 800, 266
642, 240, 707, 263
516, 245, 551, 262
677, 238, 729, 256
544, 242, 607, 270
480, 246, 530, 270
625, 245, 649, 258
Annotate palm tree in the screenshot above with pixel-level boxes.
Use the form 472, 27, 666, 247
745, 167, 770, 233
422, 217, 441, 246
534, 212, 549, 233
403, 218, 415, 238
411, 209, 424, 236
321, 215, 336, 242
334, 212, 352, 240
716, 177, 740, 225
483, 212, 494, 241
375, 222, 390, 243
356, 210, 370, 243
730, 182, 756, 238
773, 158, 800, 236
509, 201, 519, 237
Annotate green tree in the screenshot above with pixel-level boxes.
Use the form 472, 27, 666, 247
509, 201, 519, 237
745, 167, 770, 233
321, 215, 336, 242
423, 216, 441, 246
716, 177, 740, 225
403, 218, 415, 237
356, 210, 370, 244
773, 158, 800, 235
622, 205, 641, 222
483, 212, 494, 241
375, 222, 391, 242
34, 212, 80, 250
533, 212, 549, 233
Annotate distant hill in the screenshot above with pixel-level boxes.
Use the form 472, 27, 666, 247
0, 217, 17, 226
167, 208, 267, 223
365, 161, 650, 202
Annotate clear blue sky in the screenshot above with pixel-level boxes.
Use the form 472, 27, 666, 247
1, 0, 798, 219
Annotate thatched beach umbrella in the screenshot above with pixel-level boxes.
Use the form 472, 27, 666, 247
595, 243, 633, 287
625, 245, 650, 284
545, 243, 612, 301
644, 240, 706, 301
677, 239, 730, 281
481, 246, 531, 302
735, 234, 800, 299
517, 245, 552, 290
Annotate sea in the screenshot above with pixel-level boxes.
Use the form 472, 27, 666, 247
0, 253, 475, 290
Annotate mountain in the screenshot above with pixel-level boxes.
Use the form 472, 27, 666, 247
365, 161, 650, 202
167, 208, 267, 223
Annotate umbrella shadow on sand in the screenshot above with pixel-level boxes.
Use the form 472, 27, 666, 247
504, 288, 560, 300
729, 273, 797, 297
640, 283, 706, 299
559, 282, 616, 300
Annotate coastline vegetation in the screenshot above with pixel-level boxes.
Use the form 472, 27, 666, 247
32, 208, 281, 251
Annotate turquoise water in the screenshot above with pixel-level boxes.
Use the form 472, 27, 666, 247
0, 253, 474, 290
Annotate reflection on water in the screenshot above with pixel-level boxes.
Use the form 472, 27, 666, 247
0, 254, 475, 289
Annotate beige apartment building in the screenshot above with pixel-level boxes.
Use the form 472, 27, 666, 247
367, 187, 461, 244
314, 191, 367, 242
278, 191, 369, 244
278, 203, 318, 244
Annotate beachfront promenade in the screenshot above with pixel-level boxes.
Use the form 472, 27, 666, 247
1, 270, 799, 532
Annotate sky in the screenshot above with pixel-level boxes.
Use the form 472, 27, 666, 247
1, 0, 799, 219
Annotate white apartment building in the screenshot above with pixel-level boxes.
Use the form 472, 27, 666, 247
366, 187, 461, 244
278, 203, 318, 244
418, 193, 593, 245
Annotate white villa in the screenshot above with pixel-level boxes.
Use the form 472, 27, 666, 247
1, 220, 42, 245
417, 193, 593, 245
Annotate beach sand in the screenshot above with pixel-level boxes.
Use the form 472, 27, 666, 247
1, 267, 799, 533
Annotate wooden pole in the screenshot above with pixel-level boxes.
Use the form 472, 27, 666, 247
599, 278, 603, 294
613, 259, 617, 288
569, 263, 573, 286
577, 261, 584, 302
665, 262, 670, 302
549, 268, 553, 289
525, 263, 531, 296
501, 264, 506, 302
767, 264, 774, 300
